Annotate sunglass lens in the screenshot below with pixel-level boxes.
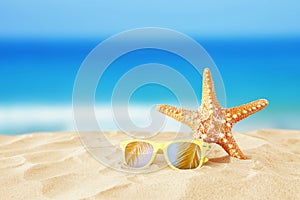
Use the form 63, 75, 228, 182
167, 142, 201, 169
125, 142, 154, 168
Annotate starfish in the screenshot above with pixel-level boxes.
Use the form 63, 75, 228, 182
157, 68, 268, 159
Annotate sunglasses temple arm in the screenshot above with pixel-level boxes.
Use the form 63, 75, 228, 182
203, 157, 209, 164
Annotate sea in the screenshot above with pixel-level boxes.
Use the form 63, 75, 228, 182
0, 37, 300, 135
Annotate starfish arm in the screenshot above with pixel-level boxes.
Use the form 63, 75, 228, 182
217, 132, 246, 159
225, 99, 269, 124
201, 68, 221, 112
157, 104, 199, 129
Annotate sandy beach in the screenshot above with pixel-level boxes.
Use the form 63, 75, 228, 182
0, 129, 299, 200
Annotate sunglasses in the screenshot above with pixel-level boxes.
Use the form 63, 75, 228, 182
120, 139, 211, 170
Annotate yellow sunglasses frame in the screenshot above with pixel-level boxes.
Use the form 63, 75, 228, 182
120, 139, 211, 170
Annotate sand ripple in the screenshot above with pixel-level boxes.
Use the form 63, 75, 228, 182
0, 130, 299, 199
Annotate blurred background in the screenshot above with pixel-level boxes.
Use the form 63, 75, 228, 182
0, 0, 299, 134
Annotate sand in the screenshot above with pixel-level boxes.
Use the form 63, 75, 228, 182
0, 130, 299, 200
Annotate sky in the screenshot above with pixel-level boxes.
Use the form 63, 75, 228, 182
0, 1, 300, 133
0, 0, 300, 38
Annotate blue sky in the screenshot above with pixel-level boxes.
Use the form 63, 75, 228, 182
0, 1, 300, 133
0, 0, 299, 38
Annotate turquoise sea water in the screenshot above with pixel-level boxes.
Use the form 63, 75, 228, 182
0, 37, 300, 134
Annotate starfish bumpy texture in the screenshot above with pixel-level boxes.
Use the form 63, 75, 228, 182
157, 68, 268, 159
